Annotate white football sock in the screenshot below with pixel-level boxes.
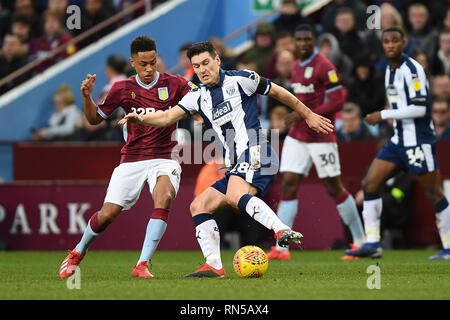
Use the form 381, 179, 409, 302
195, 219, 222, 270
362, 196, 383, 243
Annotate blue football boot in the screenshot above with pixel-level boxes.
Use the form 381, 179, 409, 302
428, 249, 450, 261
345, 242, 382, 258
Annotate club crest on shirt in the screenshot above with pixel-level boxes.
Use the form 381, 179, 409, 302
225, 85, 236, 96
304, 67, 314, 79
131, 91, 136, 99
327, 70, 338, 83
158, 87, 169, 100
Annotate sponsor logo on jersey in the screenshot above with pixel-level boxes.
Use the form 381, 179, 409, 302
292, 82, 315, 94
304, 67, 314, 79
327, 70, 338, 83
386, 85, 399, 104
212, 101, 233, 126
158, 87, 169, 100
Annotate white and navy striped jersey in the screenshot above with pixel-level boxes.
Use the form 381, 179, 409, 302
178, 69, 271, 168
385, 55, 435, 147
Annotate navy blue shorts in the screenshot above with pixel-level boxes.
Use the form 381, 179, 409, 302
376, 140, 438, 175
211, 144, 279, 198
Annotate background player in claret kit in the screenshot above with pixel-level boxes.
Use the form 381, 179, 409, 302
120, 41, 334, 278
58, 36, 196, 279
267, 24, 366, 261
346, 27, 450, 260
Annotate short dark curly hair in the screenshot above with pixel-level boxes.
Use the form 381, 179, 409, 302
186, 41, 217, 60
130, 36, 157, 56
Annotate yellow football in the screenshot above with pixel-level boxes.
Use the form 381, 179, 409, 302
233, 245, 268, 278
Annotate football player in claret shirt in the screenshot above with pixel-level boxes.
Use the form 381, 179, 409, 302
120, 41, 333, 277
267, 24, 366, 261
58, 36, 195, 279
346, 27, 450, 260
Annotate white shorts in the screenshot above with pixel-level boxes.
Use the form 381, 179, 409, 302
104, 158, 182, 210
279, 136, 341, 179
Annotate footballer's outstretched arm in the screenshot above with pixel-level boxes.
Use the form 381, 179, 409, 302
118, 105, 189, 127
81, 74, 104, 125
268, 82, 334, 134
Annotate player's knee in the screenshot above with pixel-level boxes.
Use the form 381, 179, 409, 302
225, 192, 240, 208
190, 197, 205, 216
153, 192, 174, 209
424, 188, 444, 206
361, 177, 378, 194
281, 177, 299, 196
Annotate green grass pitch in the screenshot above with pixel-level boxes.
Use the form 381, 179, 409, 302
0, 250, 449, 300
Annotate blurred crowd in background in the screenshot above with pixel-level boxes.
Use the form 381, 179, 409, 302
0, 0, 449, 144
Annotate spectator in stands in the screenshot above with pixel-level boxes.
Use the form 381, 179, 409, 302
240, 22, 275, 75
431, 74, 450, 101
0, 2, 12, 42
179, 42, 194, 80
331, 7, 363, 60
406, 3, 438, 59
0, 33, 31, 94
47, 0, 71, 28
412, 50, 430, 76
209, 37, 236, 71
317, 32, 353, 86
263, 31, 296, 80
321, 0, 367, 33
10, 13, 33, 56
156, 54, 166, 73
430, 29, 450, 76
272, 0, 313, 35
32, 83, 83, 141
266, 49, 295, 117
346, 54, 385, 117
29, 9, 77, 74
116, 0, 145, 25
337, 102, 375, 141
432, 98, 450, 140
74, 0, 117, 49
269, 105, 289, 140
236, 59, 258, 72
13, 0, 42, 38
76, 55, 127, 141
444, 6, 450, 30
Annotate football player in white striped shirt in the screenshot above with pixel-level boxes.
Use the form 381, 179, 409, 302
120, 41, 334, 277
346, 27, 450, 260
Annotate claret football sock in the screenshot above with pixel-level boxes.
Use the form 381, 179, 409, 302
192, 213, 222, 270
362, 192, 383, 243
238, 194, 289, 234
336, 191, 366, 247
434, 197, 450, 249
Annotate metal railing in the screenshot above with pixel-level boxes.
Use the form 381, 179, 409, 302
0, 2, 277, 92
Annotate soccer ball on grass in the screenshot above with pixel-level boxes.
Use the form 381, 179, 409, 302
233, 245, 268, 278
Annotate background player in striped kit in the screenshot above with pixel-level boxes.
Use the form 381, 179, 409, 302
119, 41, 334, 277
346, 27, 450, 260
267, 24, 366, 261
